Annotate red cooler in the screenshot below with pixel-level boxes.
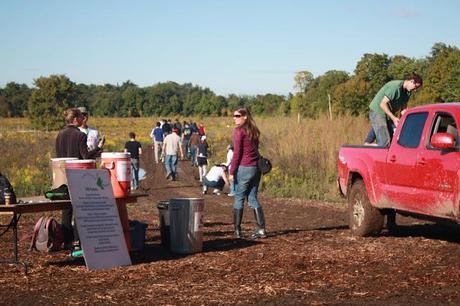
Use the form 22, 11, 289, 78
65, 159, 96, 169
100, 152, 132, 198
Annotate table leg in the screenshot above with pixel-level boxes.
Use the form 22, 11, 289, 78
115, 198, 132, 251
0, 213, 28, 274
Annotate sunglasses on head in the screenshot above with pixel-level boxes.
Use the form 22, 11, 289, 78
233, 114, 242, 118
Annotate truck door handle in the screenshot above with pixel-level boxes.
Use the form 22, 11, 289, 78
417, 157, 427, 165
389, 155, 396, 162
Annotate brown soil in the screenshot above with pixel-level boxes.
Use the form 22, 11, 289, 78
1, 147, 460, 305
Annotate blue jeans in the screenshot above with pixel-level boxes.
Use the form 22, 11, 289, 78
229, 181, 236, 195
190, 145, 198, 166
164, 155, 178, 179
183, 139, 190, 158
131, 158, 139, 189
203, 177, 225, 190
233, 166, 261, 210
369, 110, 391, 147
365, 120, 395, 144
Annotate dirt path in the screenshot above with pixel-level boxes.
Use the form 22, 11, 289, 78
1, 148, 460, 305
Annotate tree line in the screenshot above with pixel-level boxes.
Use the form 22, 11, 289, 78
0, 42, 459, 130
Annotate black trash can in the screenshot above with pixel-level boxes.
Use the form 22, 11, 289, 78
129, 220, 148, 251
157, 200, 170, 247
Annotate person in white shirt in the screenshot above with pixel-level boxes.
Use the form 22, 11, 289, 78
162, 128, 184, 181
225, 144, 235, 196
202, 164, 230, 195
77, 106, 101, 151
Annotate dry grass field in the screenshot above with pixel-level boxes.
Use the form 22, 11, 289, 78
0, 115, 368, 200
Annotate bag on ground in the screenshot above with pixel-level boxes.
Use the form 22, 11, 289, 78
29, 216, 64, 252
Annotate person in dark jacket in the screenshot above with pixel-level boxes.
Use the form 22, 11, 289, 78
55, 108, 104, 252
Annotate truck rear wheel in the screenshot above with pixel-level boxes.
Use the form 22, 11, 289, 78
348, 179, 384, 236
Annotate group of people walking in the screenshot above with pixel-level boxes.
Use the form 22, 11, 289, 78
150, 119, 207, 181
54, 106, 268, 256
149, 109, 268, 239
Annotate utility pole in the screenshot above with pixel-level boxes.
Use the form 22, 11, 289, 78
328, 93, 333, 121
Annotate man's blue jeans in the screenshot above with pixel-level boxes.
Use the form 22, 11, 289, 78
131, 158, 139, 189
165, 155, 178, 179
369, 110, 391, 147
365, 122, 396, 144
233, 166, 261, 210
190, 145, 198, 166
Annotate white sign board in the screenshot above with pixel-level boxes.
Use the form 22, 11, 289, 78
66, 169, 132, 270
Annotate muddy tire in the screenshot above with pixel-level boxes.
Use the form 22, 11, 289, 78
348, 179, 384, 236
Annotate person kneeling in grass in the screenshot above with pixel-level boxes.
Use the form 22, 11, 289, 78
202, 164, 229, 195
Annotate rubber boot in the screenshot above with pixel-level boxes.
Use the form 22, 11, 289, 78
251, 207, 267, 239
233, 209, 243, 238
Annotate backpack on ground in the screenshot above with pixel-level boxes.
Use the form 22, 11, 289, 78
29, 217, 64, 252
0, 172, 17, 204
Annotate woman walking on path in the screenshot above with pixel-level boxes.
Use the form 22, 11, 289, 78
229, 107, 266, 239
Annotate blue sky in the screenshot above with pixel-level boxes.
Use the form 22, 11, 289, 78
1, 0, 459, 95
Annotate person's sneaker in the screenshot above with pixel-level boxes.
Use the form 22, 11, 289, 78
212, 190, 221, 196
70, 243, 84, 257
165, 172, 171, 179
228, 193, 235, 197
71, 249, 84, 257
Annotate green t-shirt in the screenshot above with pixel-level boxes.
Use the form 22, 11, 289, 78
369, 80, 410, 116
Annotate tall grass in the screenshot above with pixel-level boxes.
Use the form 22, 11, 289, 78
0, 115, 370, 200
257, 115, 367, 200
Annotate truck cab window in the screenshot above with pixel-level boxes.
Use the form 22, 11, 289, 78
398, 112, 428, 148
429, 113, 458, 147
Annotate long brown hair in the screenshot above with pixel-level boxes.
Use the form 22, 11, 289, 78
235, 107, 260, 141
63, 108, 82, 124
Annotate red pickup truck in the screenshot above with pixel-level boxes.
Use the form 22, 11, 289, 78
338, 103, 460, 236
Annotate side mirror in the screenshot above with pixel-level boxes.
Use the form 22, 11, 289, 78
431, 133, 455, 150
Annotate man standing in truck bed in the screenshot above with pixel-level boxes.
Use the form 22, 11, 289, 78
368, 73, 423, 147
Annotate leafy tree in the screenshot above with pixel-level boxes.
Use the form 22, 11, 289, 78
249, 94, 286, 115
333, 54, 390, 116
333, 77, 373, 116
0, 82, 31, 117
277, 93, 292, 116
0, 93, 9, 117
87, 84, 122, 116
387, 55, 423, 80
294, 71, 314, 93
300, 70, 349, 117
121, 83, 144, 117
418, 43, 460, 104
27, 75, 77, 130
225, 94, 244, 113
